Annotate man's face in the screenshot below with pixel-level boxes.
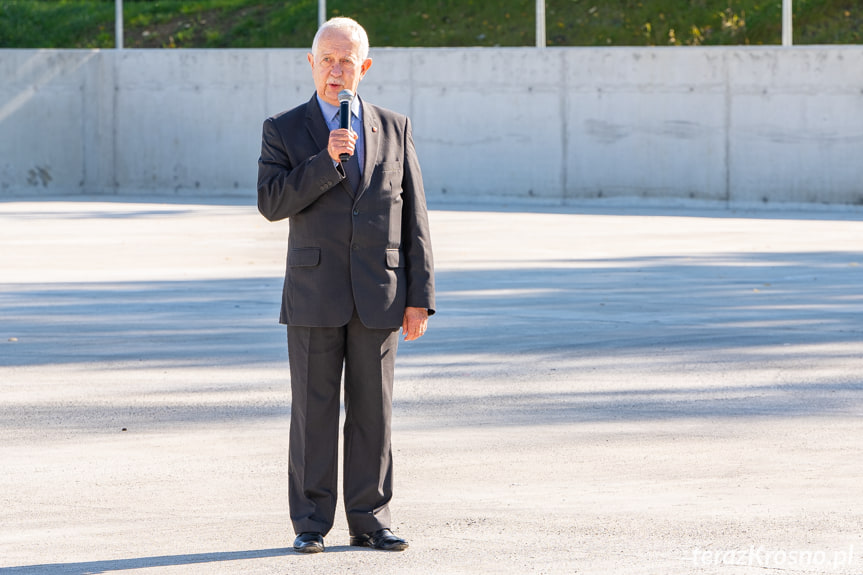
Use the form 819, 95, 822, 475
307, 29, 372, 107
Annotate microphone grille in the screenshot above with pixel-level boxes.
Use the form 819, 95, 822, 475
338, 89, 354, 103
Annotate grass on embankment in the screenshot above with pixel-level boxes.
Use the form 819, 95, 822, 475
0, 0, 860, 49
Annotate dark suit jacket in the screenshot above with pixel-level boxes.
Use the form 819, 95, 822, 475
257, 94, 435, 329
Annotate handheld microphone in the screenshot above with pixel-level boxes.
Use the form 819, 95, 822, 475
338, 89, 354, 162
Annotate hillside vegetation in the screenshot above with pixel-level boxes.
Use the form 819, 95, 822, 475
1, 0, 861, 49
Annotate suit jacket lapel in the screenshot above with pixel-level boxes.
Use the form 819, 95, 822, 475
304, 94, 330, 151
356, 98, 380, 204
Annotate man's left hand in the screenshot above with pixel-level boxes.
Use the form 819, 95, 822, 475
402, 307, 429, 341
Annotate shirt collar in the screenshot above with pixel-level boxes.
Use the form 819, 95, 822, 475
316, 93, 361, 123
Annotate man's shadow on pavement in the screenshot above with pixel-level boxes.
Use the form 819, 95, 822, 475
0, 546, 362, 574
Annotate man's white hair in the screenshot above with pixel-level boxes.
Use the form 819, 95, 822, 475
311, 17, 370, 62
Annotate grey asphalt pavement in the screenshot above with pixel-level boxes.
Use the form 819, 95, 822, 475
1, 197, 862, 574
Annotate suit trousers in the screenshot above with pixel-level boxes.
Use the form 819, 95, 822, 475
286, 311, 399, 537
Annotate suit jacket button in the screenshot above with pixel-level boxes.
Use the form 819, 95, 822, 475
353, 209, 359, 216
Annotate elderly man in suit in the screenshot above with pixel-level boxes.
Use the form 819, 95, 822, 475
257, 17, 435, 554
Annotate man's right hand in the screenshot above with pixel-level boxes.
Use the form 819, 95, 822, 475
328, 128, 357, 162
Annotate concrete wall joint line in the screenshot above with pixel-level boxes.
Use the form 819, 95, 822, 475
724, 50, 732, 204
560, 50, 568, 203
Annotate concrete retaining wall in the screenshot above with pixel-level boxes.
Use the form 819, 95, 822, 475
1, 47, 862, 204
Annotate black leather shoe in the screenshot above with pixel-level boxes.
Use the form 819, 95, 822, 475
293, 532, 324, 553
350, 528, 408, 551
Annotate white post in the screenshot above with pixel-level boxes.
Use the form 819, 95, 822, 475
536, 0, 546, 48
115, 0, 123, 49
319, 0, 326, 27
782, 0, 792, 46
